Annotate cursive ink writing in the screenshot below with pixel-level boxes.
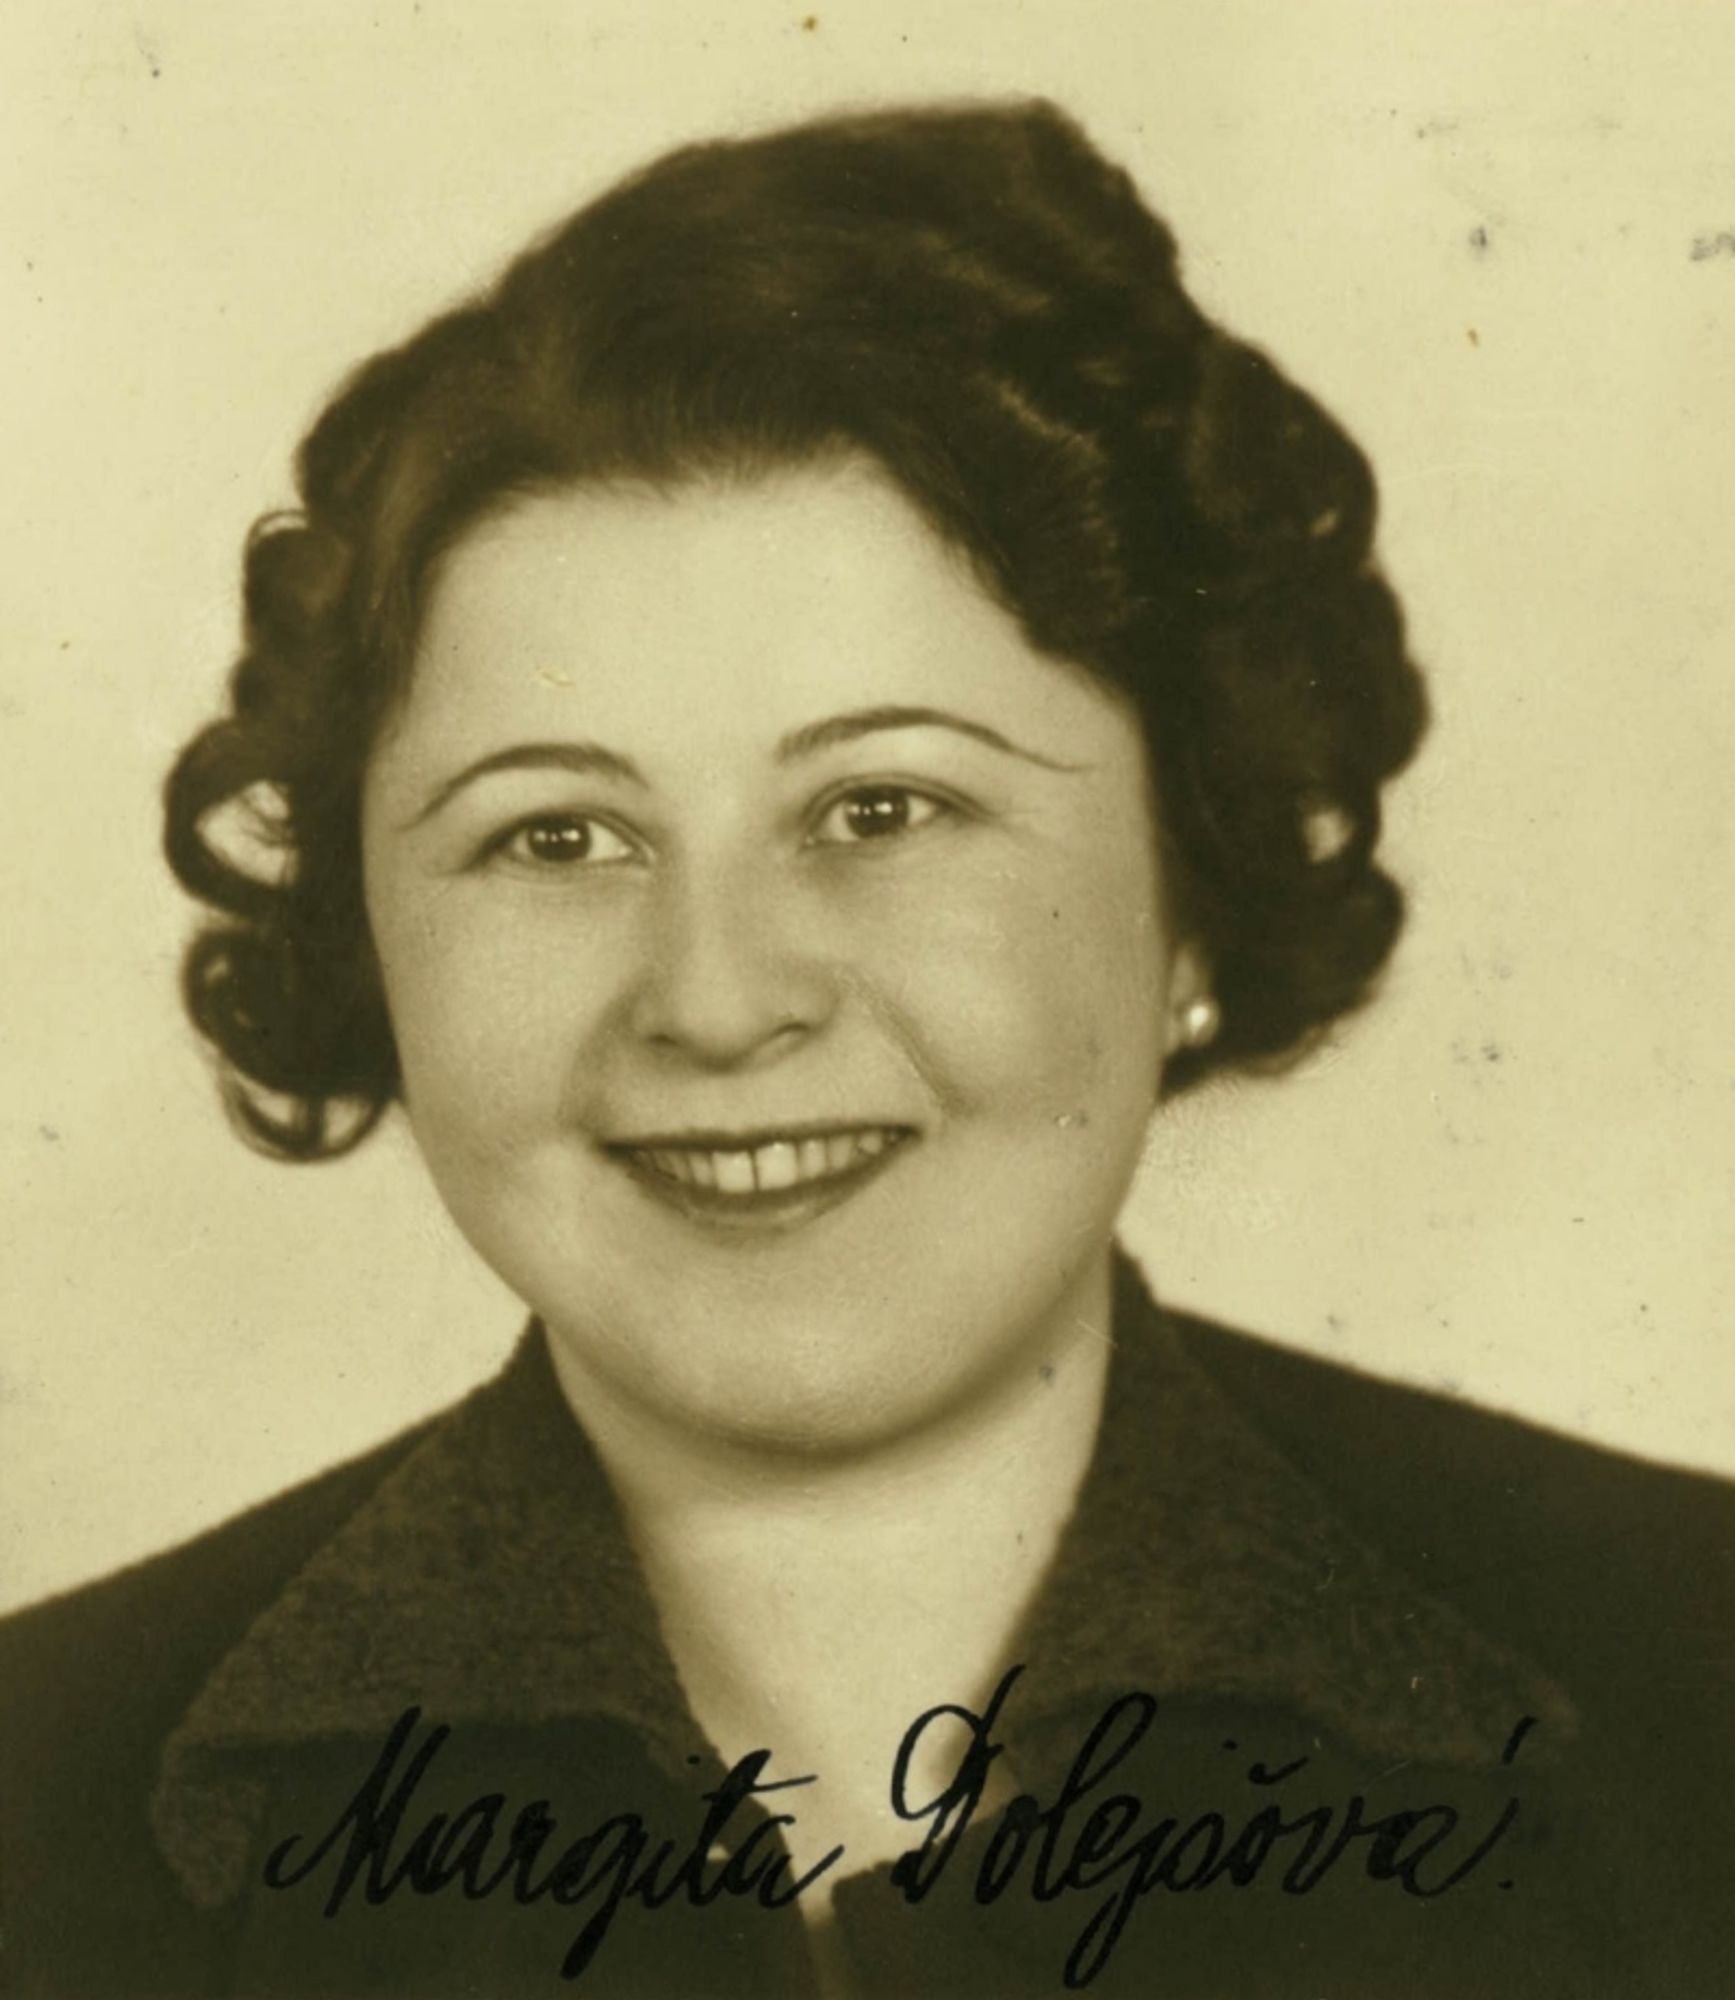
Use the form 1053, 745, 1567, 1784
890, 1666, 1533, 1988
263, 1708, 843, 1978
262, 1678, 1534, 1987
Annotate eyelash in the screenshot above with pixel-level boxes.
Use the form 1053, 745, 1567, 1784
477, 783, 959, 873
807, 783, 953, 848
481, 813, 642, 871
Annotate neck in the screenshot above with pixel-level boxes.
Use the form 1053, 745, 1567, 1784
545, 1251, 1117, 1872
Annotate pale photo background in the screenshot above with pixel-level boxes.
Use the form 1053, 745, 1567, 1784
4, 0, 1732, 1613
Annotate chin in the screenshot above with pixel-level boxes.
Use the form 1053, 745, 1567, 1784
547, 1229, 1106, 1464
576, 1294, 969, 1454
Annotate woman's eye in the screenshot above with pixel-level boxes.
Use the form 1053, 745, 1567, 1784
811, 785, 947, 846
490, 813, 638, 868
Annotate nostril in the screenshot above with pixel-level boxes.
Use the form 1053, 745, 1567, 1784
629, 918, 836, 1065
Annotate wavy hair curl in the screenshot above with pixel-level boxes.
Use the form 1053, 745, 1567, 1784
164, 99, 1427, 1160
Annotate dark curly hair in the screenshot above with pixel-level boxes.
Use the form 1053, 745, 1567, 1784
164, 98, 1427, 1161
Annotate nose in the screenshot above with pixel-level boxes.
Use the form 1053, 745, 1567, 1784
627, 859, 837, 1069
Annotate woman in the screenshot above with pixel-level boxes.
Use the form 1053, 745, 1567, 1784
3, 100, 1729, 1997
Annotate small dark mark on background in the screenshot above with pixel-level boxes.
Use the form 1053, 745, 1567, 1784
1469, 225, 1490, 253
1467, 327, 1480, 347
40, 1126, 60, 1142
802, 12, 818, 27
1690, 230, 1735, 262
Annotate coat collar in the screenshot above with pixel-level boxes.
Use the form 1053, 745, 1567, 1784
151, 1254, 1575, 1908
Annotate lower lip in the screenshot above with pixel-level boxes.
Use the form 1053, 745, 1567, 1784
608, 1135, 914, 1234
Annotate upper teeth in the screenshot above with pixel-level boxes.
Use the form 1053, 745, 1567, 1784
635, 1130, 900, 1193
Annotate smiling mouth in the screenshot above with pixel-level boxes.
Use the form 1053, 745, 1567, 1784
606, 1125, 915, 1227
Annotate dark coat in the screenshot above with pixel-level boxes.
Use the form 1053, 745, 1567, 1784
4, 1259, 1732, 1997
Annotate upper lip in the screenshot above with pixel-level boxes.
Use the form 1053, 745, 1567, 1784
605, 1120, 914, 1151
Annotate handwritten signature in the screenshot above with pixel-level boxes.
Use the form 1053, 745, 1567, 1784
264, 1665, 1534, 1987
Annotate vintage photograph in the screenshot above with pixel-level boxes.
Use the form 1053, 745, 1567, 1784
3, 4, 1732, 1993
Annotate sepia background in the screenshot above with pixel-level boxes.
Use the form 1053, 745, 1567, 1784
4, 0, 1732, 1613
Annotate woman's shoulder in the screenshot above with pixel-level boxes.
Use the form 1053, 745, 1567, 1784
1162, 1301, 1735, 1716
0, 1417, 433, 1777
1169, 1302, 1735, 1549
0, 1415, 440, 1995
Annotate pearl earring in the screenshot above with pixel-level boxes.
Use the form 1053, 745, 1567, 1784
1179, 997, 1221, 1049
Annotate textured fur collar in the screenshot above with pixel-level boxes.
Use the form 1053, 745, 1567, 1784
151, 1256, 1574, 1908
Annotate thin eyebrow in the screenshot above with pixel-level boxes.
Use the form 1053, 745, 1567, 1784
401, 706, 1084, 829
400, 743, 647, 830
775, 706, 1087, 772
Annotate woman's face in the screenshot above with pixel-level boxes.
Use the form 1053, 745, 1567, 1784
362, 461, 1200, 1455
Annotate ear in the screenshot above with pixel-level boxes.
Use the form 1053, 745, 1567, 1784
1161, 941, 1218, 1058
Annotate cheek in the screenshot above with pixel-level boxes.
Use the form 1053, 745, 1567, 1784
367, 889, 609, 1142
878, 847, 1170, 1120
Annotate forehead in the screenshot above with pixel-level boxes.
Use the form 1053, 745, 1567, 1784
394, 461, 1125, 759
